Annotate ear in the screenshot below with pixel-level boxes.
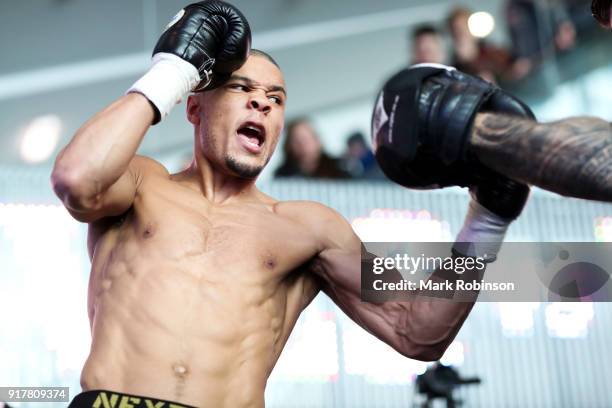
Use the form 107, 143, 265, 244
186, 94, 201, 125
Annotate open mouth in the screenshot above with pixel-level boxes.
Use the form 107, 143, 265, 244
237, 121, 265, 152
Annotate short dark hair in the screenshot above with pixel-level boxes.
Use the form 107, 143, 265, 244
250, 48, 280, 69
411, 24, 441, 41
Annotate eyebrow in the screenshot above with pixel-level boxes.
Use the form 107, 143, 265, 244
229, 75, 287, 96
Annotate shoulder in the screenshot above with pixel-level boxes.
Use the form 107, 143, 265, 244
275, 200, 358, 251
274, 200, 341, 223
130, 155, 170, 178
128, 155, 170, 190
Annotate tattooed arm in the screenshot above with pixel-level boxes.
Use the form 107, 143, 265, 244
470, 113, 612, 202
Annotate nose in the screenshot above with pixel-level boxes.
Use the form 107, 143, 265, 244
248, 92, 271, 114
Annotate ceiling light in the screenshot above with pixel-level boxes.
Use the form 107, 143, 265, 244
468, 11, 495, 38
20, 114, 62, 163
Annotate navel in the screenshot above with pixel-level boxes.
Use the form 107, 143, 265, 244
171, 362, 189, 400
172, 362, 189, 379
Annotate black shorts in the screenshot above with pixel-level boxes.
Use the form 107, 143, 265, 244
68, 390, 196, 408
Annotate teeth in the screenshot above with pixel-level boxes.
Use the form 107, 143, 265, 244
245, 125, 261, 135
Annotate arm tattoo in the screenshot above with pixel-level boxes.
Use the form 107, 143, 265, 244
471, 113, 612, 202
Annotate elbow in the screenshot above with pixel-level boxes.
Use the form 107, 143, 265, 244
51, 166, 80, 199
394, 338, 446, 362
51, 165, 99, 211
402, 346, 445, 362
396, 343, 445, 362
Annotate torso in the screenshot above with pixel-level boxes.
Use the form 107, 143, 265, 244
82, 170, 322, 408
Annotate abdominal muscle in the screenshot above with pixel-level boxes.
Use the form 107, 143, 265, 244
81, 238, 297, 408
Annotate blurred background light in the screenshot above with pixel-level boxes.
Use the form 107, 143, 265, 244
342, 322, 428, 384
594, 217, 612, 241
19, 114, 62, 164
439, 340, 465, 367
271, 308, 339, 382
498, 303, 539, 337
545, 303, 594, 339
468, 11, 495, 38
351, 209, 452, 242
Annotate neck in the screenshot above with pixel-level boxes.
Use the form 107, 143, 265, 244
176, 152, 259, 204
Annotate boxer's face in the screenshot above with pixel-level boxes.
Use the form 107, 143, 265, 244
188, 55, 286, 179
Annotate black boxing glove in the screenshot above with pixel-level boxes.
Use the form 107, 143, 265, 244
128, 0, 251, 123
371, 64, 532, 259
371, 63, 535, 190
153, 0, 251, 91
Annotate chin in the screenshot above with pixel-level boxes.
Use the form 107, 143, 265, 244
225, 156, 265, 179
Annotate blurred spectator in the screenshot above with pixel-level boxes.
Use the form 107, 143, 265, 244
447, 7, 531, 83
274, 118, 349, 179
410, 24, 447, 65
505, 0, 576, 62
341, 131, 386, 180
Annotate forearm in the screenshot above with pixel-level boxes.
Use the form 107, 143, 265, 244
398, 299, 474, 359
357, 247, 484, 360
471, 112, 612, 201
391, 197, 510, 358
52, 93, 154, 196
388, 256, 483, 359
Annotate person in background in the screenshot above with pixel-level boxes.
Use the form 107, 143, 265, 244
341, 131, 385, 180
417, 362, 461, 408
505, 0, 576, 64
410, 24, 447, 65
274, 118, 349, 179
416, 361, 481, 408
447, 7, 531, 83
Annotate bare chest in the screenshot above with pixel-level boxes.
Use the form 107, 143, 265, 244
92, 196, 319, 286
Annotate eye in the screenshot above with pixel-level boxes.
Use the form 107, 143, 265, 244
229, 83, 249, 92
268, 95, 283, 105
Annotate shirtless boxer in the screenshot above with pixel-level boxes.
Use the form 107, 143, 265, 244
51, 2, 529, 407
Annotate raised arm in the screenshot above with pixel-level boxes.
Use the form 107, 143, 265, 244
51, 94, 155, 222
52, 0, 251, 222
471, 113, 612, 201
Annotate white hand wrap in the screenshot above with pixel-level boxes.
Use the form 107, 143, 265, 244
127, 53, 200, 123
453, 198, 511, 262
